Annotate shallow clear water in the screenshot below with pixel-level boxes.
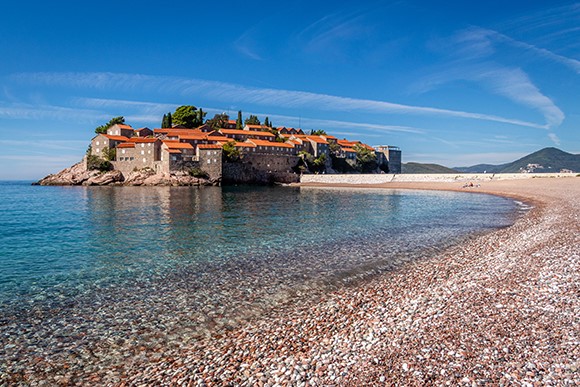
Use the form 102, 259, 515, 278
0, 182, 517, 305
0, 182, 520, 379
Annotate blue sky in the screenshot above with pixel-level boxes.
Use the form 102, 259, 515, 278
0, 1, 578, 179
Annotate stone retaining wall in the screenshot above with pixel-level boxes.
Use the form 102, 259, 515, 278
300, 173, 577, 184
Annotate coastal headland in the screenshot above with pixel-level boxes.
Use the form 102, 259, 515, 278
121, 175, 578, 385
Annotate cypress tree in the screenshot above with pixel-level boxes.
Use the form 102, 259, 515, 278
236, 110, 243, 129
161, 114, 167, 128
167, 112, 172, 128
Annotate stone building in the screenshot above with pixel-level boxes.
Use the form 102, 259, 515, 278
107, 124, 135, 138
91, 134, 128, 157
374, 145, 402, 173
133, 127, 153, 137
305, 136, 329, 158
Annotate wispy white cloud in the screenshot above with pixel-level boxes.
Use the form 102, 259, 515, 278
295, 10, 372, 57
416, 29, 566, 129
0, 102, 107, 122
476, 27, 580, 74
234, 27, 264, 61
475, 67, 564, 128
548, 132, 561, 145
10, 71, 549, 129
0, 139, 86, 152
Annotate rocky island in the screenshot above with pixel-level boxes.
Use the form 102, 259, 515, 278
35, 107, 402, 186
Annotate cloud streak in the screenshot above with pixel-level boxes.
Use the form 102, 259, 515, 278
9, 72, 549, 129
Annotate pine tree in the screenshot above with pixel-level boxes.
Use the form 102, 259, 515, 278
236, 110, 243, 129
167, 112, 172, 128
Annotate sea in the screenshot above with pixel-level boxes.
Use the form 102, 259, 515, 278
0, 181, 522, 380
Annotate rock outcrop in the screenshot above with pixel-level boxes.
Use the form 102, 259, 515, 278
35, 160, 97, 186
83, 170, 124, 186
35, 160, 218, 187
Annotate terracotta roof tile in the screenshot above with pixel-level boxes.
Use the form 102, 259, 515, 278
128, 137, 159, 143
248, 139, 295, 148
306, 136, 329, 144
163, 141, 194, 149
117, 142, 135, 148
198, 144, 222, 149
103, 134, 129, 141
220, 129, 275, 137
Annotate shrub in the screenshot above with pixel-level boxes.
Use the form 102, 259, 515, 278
189, 167, 209, 179
87, 155, 112, 172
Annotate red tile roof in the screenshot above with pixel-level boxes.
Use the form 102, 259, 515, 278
234, 142, 256, 148
178, 133, 208, 141
306, 136, 329, 144
117, 142, 135, 148
117, 124, 133, 129
220, 129, 275, 137
128, 137, 158, 143
248, 139, 295, 148
245, 124, 270, 130
163, 141, 194, 149
206, 136, 231, 142
103, 134, 129, 141
198, 144, 222, 149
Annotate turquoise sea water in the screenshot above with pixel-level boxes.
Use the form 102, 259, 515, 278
0, 181, 520, 380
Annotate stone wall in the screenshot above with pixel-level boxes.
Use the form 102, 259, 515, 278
300, 173, 578, 184
223, 154, 301, 184
241, 154, 300, 173
198, 149, 222, 181
111, 160, 163, 176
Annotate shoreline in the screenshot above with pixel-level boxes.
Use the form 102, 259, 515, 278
127, 176, 578, 385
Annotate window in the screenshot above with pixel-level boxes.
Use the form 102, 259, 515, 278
143, 158, 147, 163
141, 143, 145, 148
148, 150, 151, 154
141, 150, 145, 155
122, 149, 126, 154
207, 159, 211, 164
96, 148, 100, 153
96, 141, 100, 145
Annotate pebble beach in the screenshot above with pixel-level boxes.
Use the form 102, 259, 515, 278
124, 177, 579, 385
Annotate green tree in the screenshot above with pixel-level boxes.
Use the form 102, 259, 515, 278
264, 116, 273, 128
101, 146, 116, 161
172, 105, 205, 128
167, 112, 172, 128
87, 155, 112, 172
222, 141, 241, 162
354, 144, 377, 172
244, 114, 261, 126
310, 129, 327, 135
328, 141, 341, 155
206, 113, 229, 130
236, 110, 243, 129
95, 116, 125, 134
161, 112, 173, 128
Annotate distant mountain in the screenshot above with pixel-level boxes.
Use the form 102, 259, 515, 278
455, 147, 580, 173
402, 162, 458, 174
